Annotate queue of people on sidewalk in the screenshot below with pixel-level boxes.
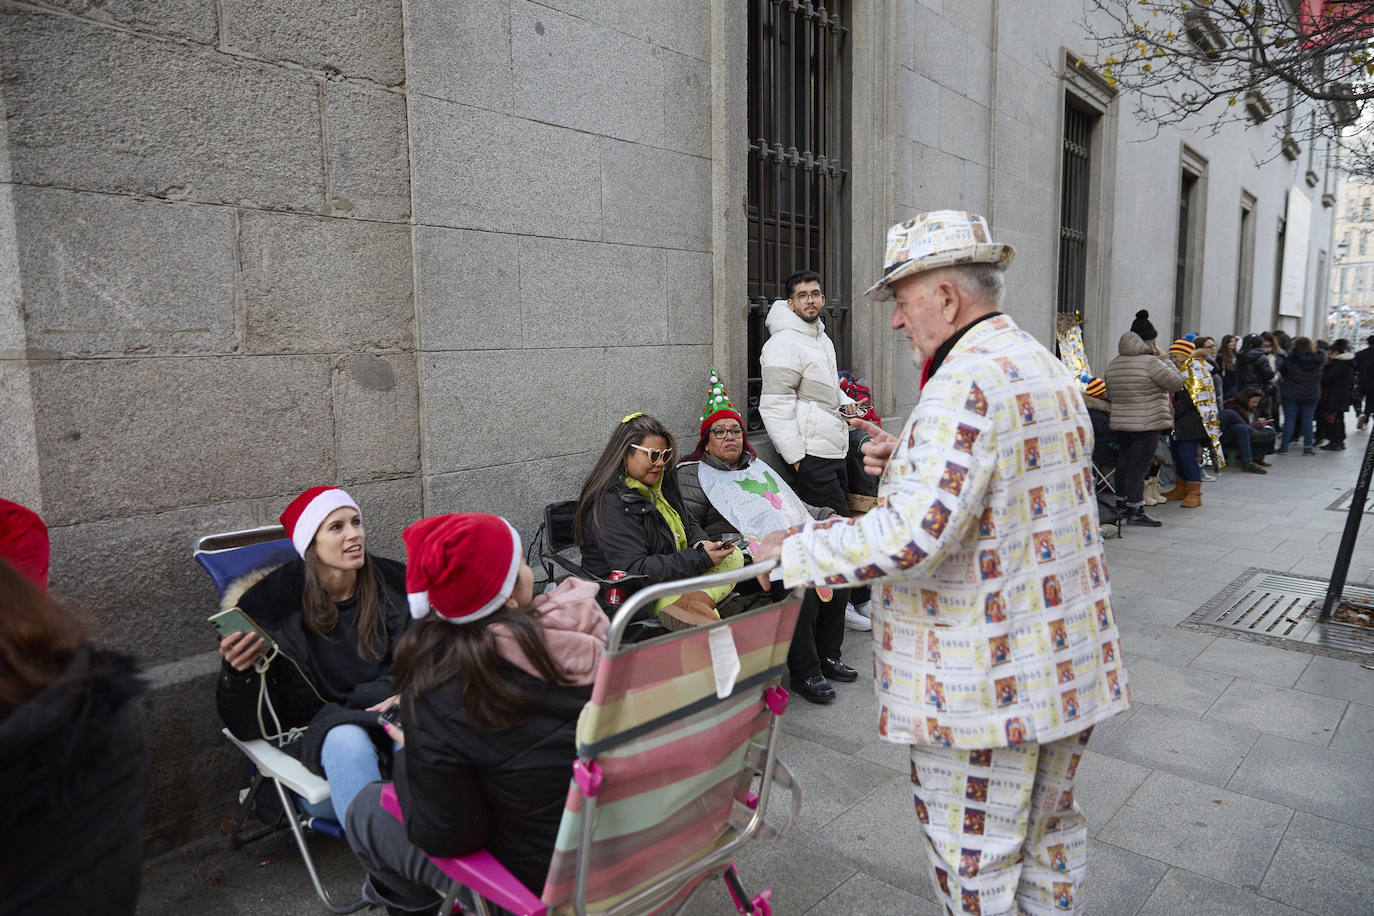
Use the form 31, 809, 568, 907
1094, 309, 1362, 529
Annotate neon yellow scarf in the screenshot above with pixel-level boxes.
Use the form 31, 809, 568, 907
622, 475, 742, 615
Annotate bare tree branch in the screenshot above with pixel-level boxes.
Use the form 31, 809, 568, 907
1079, 1, 1374, 173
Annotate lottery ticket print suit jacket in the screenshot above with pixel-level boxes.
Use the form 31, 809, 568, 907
779, 313, 1131, 749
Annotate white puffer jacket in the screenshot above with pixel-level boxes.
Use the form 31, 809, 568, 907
758, 300, 854, 465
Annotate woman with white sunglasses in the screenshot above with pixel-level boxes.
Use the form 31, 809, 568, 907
575, 413, 739, 630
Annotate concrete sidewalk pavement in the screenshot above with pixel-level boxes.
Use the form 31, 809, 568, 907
138, 436, 1374, 915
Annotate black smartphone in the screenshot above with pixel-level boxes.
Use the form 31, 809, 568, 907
377, 707, 402, 729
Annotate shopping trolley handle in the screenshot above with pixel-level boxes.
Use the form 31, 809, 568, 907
607, 558, 781, 650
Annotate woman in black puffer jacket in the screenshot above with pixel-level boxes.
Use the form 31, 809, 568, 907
344, 513, 608, 913
1278, 337, 1327, 455
0, 556, 148, 916
215, 486, 411, 826
575, 413, 740, 630
1319, 339, 1356, 450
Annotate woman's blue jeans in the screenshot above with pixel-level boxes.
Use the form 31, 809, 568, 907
1172, 438, 1202, 483
296, 724, 383, 825
1281, 399, 1318, 451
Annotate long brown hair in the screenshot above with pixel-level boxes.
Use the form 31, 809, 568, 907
575, 413, 679, 544
393, 608, 572, 731
1218, 335, 1237, 372
0, 558, 87, 716
1291, 336, 1315, 354
301, 549, 389, 660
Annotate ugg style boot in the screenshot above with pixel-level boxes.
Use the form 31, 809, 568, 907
1180, 480, 1203, 508
1161, 477, 1189, 501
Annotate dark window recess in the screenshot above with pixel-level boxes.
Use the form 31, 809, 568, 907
1174, 172, 1198, 341
1057, 99, 1095, 327
746, 0, 851, 432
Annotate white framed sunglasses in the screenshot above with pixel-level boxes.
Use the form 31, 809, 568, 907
629, 443, 674, 465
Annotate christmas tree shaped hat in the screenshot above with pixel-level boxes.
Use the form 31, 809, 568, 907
699, 368, 744, 435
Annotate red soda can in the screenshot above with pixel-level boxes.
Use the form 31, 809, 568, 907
605, 570, 629, 606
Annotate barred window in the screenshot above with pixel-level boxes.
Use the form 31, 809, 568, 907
1057, 98, 1096, 324
746, 0, 851, 431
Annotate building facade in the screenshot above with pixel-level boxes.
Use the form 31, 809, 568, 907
0, 0, 1337, 849
1330, 162, 1374, 343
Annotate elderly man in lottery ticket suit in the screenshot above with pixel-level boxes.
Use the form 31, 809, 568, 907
756, 211, 1131, 916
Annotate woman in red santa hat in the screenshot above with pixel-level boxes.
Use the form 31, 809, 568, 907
215, 486, 411, 826
342, 513, 606, 914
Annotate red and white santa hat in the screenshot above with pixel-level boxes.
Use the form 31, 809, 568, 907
279, 486, 361, 558
403, 513, 523, 624
0, 498, 50, 590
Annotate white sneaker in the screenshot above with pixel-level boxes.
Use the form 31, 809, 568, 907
844, 603, 872, 631
1200, 471, 1216, 482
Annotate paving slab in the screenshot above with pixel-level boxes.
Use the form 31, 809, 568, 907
1188, 638, 1314, 688
1137, 867, 1308, 916
1114, 620, 1215, 667
1073, 750, 1152, 839
771, 734, 909, 834
138, 831, 362, 915
1204, 678, 1348, 746
1328, 702, 1374, 757
1259, 811, 1374, 916
1226, 734, 1374, 829
1082, 839, 1167, 916
1120, 654, 1233, 715
675, 831, 856, 916
1089, 704, 1259, 788
1294, 655, 1374, 706
801, 870, 941, 916
800, 773, 932, 898
1098, 770, 1292, 887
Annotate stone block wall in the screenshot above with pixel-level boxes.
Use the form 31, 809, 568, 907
404, 0, 715, 533
0, 0, 414, 852
0, 0, 717, 853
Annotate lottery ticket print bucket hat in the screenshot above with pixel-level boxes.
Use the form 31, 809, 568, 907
865, 210, 1015, 301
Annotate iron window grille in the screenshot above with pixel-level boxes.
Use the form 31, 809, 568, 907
745, 0, 851, 432
1057, 98, 1095, 327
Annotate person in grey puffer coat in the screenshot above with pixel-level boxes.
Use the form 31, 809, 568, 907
1104, 330, 1184, 526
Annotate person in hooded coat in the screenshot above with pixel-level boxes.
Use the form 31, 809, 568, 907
1318, 339, 1355, 450
1277, 337, 1327, 455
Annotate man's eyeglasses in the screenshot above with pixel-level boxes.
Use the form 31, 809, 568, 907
629, 444, 674, 465
791, 291, 824, 302
710, 426, 745, 440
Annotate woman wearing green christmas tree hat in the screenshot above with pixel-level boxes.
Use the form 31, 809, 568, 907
675, 371, 855, 704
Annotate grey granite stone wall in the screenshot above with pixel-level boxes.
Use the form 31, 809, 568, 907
0, 0, 718, 853
405, 0, 714, 533
0, 0, 416, 851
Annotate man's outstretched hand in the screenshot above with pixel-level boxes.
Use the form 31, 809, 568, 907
753, 529, 788, 588
850, 416, 897, 477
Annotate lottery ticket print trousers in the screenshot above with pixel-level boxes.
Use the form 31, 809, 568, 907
909, 728, 1092, 916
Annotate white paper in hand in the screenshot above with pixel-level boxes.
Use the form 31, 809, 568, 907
708, 624, 742, 699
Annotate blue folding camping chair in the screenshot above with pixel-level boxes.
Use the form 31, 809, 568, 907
195, 525, 366, 914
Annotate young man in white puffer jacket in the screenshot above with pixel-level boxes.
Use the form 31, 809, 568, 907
759, 270, 870, 630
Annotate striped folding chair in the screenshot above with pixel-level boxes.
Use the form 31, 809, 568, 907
380, 559, 802, 916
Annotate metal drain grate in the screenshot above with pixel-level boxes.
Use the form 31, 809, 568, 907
1180, 568, 1374, 662
1326, 489, 1374, 514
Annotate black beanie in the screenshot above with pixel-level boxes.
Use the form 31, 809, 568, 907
1130, 310, 1157, 342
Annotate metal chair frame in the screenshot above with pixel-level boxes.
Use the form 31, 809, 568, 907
195, 525, 366, 914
